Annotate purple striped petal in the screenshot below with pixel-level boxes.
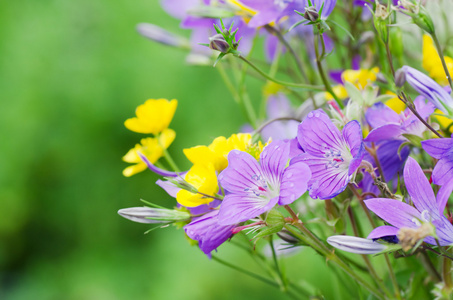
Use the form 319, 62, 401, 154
367, 225, 399, 240
422, 138, 453, 159
218, 150, 262, 194
297, 109, 344, 156
365, 198, 421, 229
365, 102, 400, 128
437, 179, 453, 214
432, 158, 453, 186
404, 157, 438, 215
364, 124, 402, 142
184, 210, 236, 256
218, 194, 279, 225
278, 160, 311, 205
260, 140, 290, 185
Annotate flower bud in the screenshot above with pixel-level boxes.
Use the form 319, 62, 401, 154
394, 68, 406, 87
118, 207, 190, 224
327, 235, 387, 254
209, 34, 230, 53
303, 6, 319, 22
412, 6, 435, 35
277, 229, 300, 244
136, 23, 189, 48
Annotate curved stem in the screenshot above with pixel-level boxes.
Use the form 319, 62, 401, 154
432, 32, 453, 89
236, 55, 325, 91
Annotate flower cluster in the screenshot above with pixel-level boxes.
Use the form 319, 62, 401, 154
118, 0, 453, 298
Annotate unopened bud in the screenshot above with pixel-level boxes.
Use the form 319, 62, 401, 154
394, 68, 406, 87
303, 6, 319, 22
327, 235, 387, 254
209, 34, 230, 53
118, 207, 190, 224
277, 229, 300, 244
412, 6, 435, 34
136, 23, 189, 48
358, 31, 375, 45
376, 72, 389, 85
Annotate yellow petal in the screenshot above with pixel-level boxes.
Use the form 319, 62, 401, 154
385, 93, 406, 114
125, 99, 178, 134
176, 164, 218, 207
158, 128, 176, 149
122, 163, 147, 177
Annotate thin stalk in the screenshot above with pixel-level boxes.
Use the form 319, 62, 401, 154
270, 237, 287, 291
253, 117, 302, 136
443, 249, 453, 291
162, 148, 180, 172
236, 55, 325, 91
313, 29, 344, 109
283, 205, 385, 299
419, 251, 442, 282
382, 40, 442, 138
216, 62, 240, 104
432, 32, 453, 89
212, 255, 279, 288
283, 223, 385, 300
347, 207, 393, 299
365, 143, 386, 182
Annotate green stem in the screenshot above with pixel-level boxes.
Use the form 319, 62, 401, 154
443, 248, 453, 293
236, 55, 325, 91
283, 224, 385, 300
313, 30, 344, 109
161, 147, 180, 172
216, 62, 240, 104
212, 255, 279, 288
283, 206, 385, 299
432, 32, 453, 89
270, 237, 287, 290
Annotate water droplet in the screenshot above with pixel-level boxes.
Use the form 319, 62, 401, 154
286, 172, 293, 178
289, 183, 294, 188
314, 112, 320, 118
290, 194, 296, 201
308, 112, 314, 118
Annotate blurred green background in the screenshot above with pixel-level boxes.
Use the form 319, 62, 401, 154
0, 1, 362, 299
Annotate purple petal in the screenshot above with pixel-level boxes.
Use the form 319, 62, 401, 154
365, 102, 400, 128
403, 66, 453, 113
293, 155, 349, 199
404, 157, 438, 215
437, 179, 453, 214
329, 70, 344, 84
184, 210, 236, 256
297, 109, 344, 156
278, 160, 311, 205
248, 9, 281, 28
289, 137, 304, 158
265, 34, 280, 62
219, 150, 262, 194
367, 225, 399, 240
422, 138, 453, 159
156, 179, 181, 198
401, 97, 435, 136
218, 194, 279, 225
365, 198, 421, 229
139, 153, 185, 177
364, 124, 402, 142
342, 120, 363, 158
260, 140, 290, 184
432, 157, 453, 186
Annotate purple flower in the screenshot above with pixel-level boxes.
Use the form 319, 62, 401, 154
184, 210, 236, 256
403, 66, 453, 113
217, 140, 311, 225
364, 97, 435, 142
422, 137, 453, 186
296, 109, 365, 199
235, 0, 293, 28
360, 140, 410, 196
261, 93, 300, 141
366, 157, 453, 246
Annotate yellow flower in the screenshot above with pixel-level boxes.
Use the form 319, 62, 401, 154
263, 81, 285, 97
433, 109, 453, 133
325, 67, 379, 100
385, 92, 406, 114
122, 129, 176, 177
183, 133, 252, 172
422, 34, 453, 86
176, 164, 219, 207
124, 99, 177, 134
343, 67, 379, 89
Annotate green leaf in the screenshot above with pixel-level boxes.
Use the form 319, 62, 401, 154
402, 133, 423, 147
